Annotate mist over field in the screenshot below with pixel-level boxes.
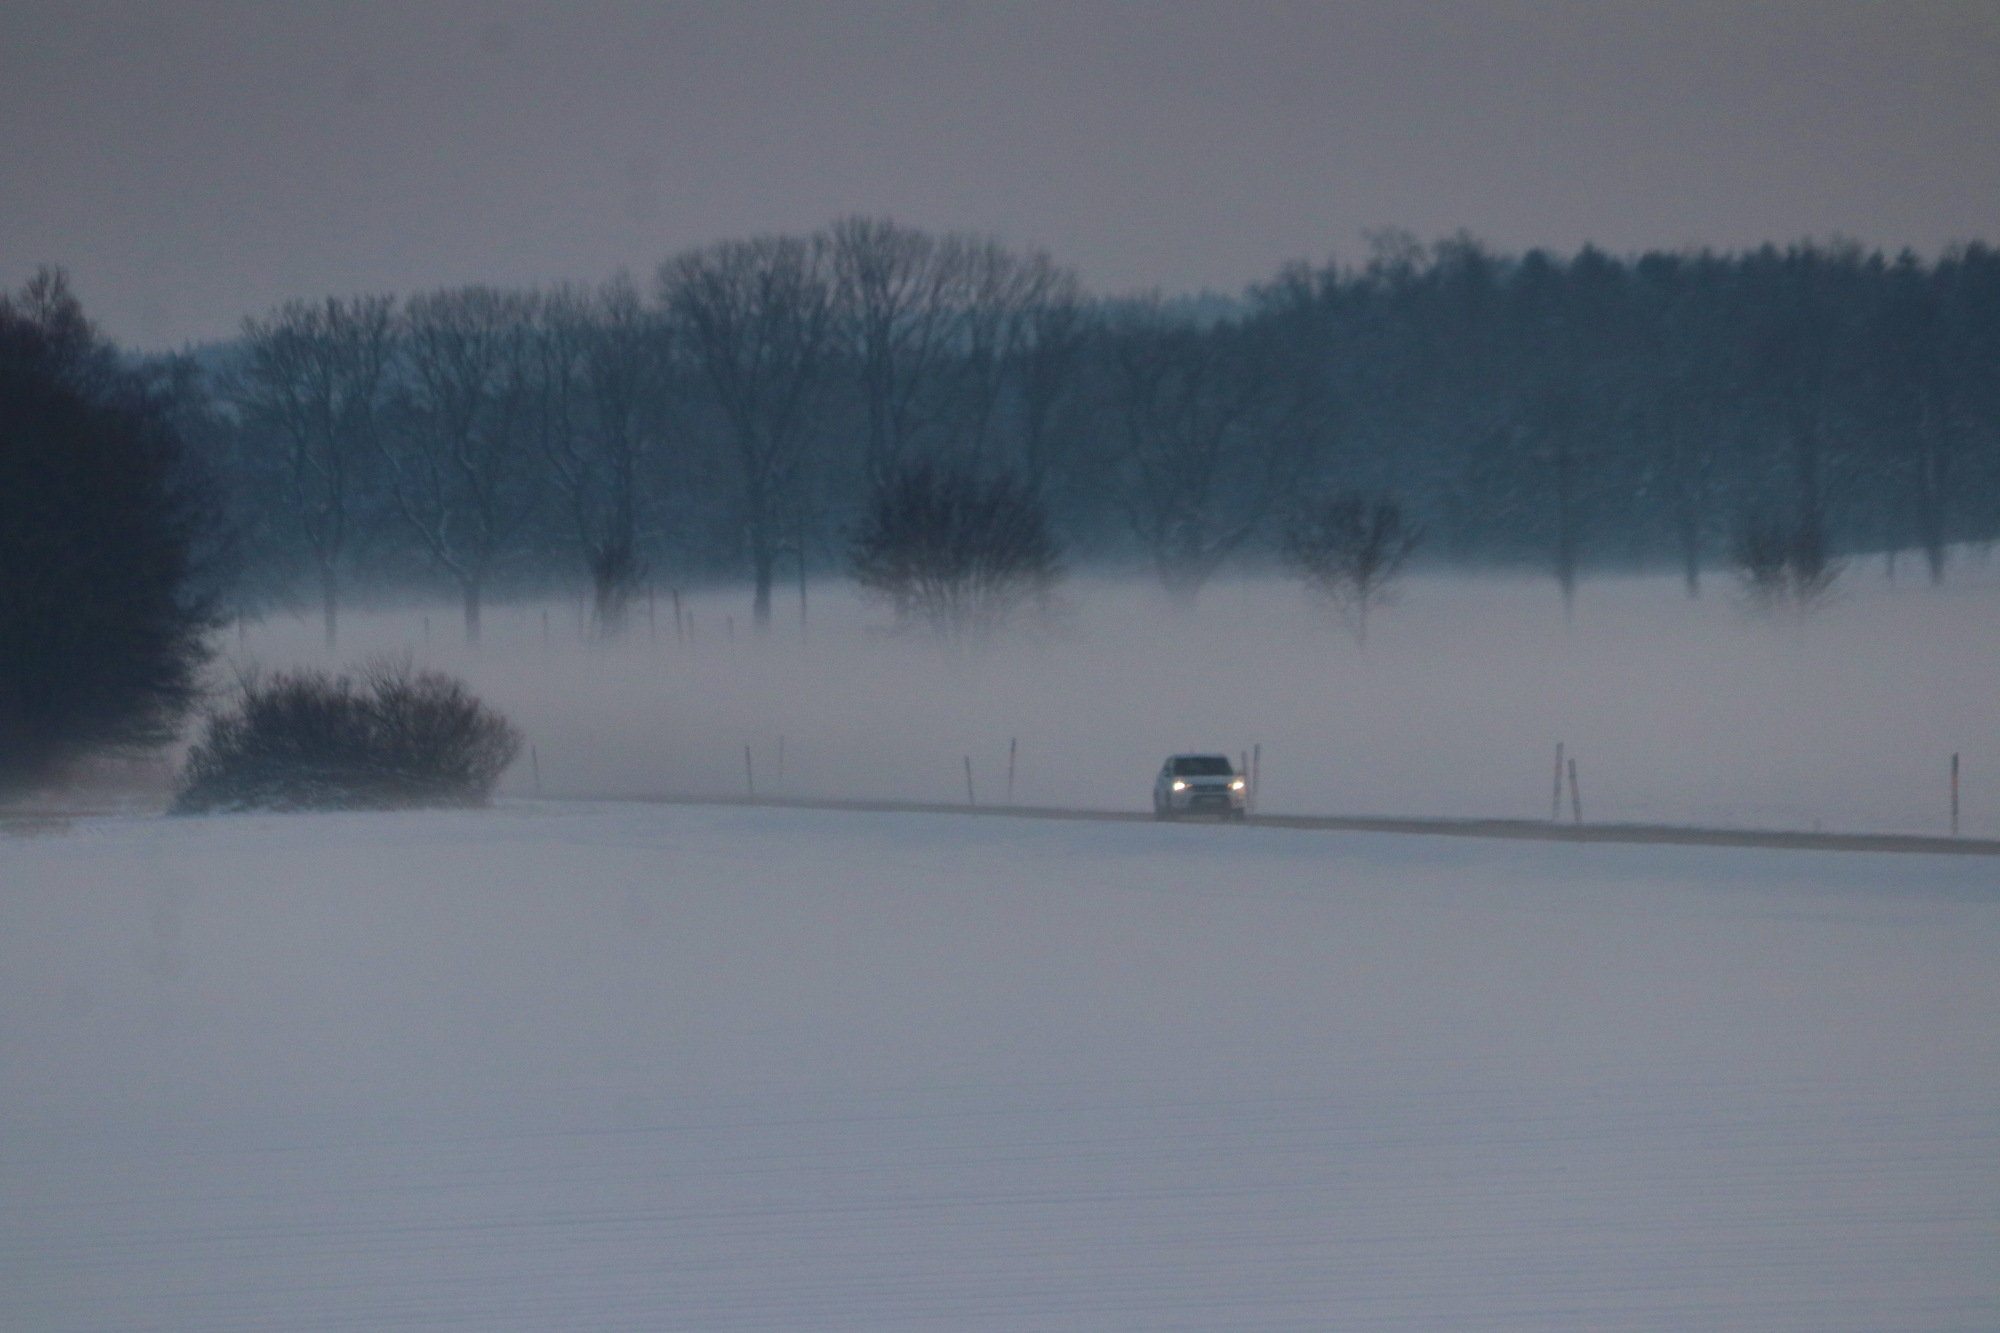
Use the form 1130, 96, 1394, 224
212, 563, 2000, 837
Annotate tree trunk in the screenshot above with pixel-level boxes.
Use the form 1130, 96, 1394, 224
1159, 560, 1203, 611
319, 563, 340, 649
1554, 439, 1578, 621
1918, 394, 1949, 585
751, 543, 774, 628
1675, 500, 1701, 599
593, 571, 628, 638
590, 538, 636, 638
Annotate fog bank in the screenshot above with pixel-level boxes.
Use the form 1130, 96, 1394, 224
215, 563, 2000, 836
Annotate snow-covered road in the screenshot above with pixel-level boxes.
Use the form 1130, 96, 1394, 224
4, 803, 1996, 1331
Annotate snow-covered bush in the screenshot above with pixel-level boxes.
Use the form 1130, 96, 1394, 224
173, 657, 520, 813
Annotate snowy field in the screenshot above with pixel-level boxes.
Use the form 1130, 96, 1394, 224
3, 801, 1997, 1332
203, 563, 2000, 837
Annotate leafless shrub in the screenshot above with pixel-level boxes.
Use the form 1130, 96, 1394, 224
850, 458, 1063, 643
173, 656, 521, 813
1731, 512, 1841, 617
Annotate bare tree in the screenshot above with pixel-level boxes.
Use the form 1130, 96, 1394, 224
831, 220, 1093, 493
948, 237, 1018, 471
829, 217, 971, 479
951, 242, 1091, 479
1009, 258, 1092, 495
1107, 304, 1314, 606
1282, 493, 1421, 646
383, 287, 539, 643
661, 236, 834, 628
233, 295, 395, 646
530, 277, 663, 635
850, 457, 1062, 643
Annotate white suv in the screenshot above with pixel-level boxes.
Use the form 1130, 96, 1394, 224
1153, 754, 1247, 820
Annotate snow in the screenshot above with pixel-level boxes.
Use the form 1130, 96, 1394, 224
4, 801, 1996, 1331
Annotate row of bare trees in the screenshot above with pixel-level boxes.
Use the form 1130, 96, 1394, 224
223, 219, 1315, 644
207, 228, 2000, 640
234, 281, 667, 644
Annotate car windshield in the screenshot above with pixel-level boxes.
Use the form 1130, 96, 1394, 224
1172, 756, 1234, 776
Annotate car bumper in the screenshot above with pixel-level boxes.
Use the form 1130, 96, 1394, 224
1164, 789, 1246, 813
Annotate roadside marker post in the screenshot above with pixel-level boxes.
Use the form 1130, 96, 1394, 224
1952, 753, 1961, 836
1552, 742, 1565, 821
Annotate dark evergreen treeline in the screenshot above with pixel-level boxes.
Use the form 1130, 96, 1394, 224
1267, 234, 2000, 602
149, 224, 1999, 640
1, 272, 221, 785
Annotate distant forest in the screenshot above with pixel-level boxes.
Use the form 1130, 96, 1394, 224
133, 221, 2000, 639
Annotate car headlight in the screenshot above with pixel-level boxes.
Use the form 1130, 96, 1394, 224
1171, 781, 1186, 791
1231, 780, 1245, 790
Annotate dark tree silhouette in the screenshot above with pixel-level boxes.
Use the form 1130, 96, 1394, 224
1282, 493, 1421, 646
1731, 511, 1840, 617
529, 278, 664, 635
850, 458, 1063, 642
1106, 304, 1315, 606
829, 217, 967, 480
0, 270, 218, 789
174, 657, 520, 813
1009, 261, 1092, 495
78, 233, 2000, 616
661, 236, 834, 628
233, 294, 395, 647
382, 287, 539, 644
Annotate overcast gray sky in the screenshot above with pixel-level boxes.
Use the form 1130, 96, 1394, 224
4, 0, 1996, 348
